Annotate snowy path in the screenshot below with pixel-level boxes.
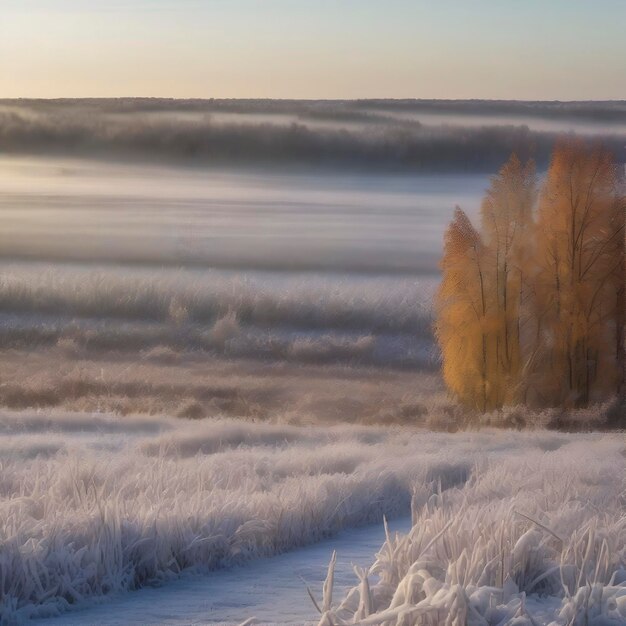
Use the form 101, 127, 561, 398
32, 517, 412, 626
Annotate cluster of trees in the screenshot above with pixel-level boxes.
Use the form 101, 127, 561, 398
436, 140, 625, 410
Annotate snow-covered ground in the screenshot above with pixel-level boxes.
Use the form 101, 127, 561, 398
0, 410, 624, 624
30, 517, 413, 626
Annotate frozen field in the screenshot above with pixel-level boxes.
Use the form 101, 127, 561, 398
0, 104, 624, 625
0, 154, 461, 424
0, 410, 624, 624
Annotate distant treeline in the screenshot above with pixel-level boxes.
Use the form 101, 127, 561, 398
4, 97, 626, 121
0, 99, 624, 172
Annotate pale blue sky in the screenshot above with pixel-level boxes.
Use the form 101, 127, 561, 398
1, 0, 625, 99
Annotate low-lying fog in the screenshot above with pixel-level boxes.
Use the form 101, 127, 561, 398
0, 154, 472, 381
2, 99, 625, 173
0, 155, 487, 273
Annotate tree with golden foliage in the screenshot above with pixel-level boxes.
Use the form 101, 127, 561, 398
531, 140, 625, 407
479, 155, 537, 406
436, 207, 492, 411
436, 142, 625, 412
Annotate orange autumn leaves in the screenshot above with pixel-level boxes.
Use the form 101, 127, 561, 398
436, 141, 625, 410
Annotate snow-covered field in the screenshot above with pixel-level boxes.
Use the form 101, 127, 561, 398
0, 112, 624, 626
0, 410, 623, 624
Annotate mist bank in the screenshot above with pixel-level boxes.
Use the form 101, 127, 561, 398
0, 156, 487, 274
1, 99, 624, 172
6, 98, 626, 123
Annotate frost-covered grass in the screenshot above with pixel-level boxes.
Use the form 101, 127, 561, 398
0, 348, 445, 421
315, 436, 626, 626
0, 264, 435, 335
0, 263, 437, 371
0, 411, 623, 624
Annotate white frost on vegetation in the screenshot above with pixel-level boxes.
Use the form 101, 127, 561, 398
316, 438, 626, 626
0, 410, 623, 624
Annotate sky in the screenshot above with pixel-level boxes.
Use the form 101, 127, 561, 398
1, 0, 625, 101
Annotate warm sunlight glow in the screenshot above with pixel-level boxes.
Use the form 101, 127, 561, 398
1, 1, 625, 99
0, 3, 624, 624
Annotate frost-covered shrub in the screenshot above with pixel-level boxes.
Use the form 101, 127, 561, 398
316, 436, 626, 626
175, 399, 205, 419
55, 336, 83, 358
288, 335, 375, 364
203, 311, 241, 351
143, 345, 180, 364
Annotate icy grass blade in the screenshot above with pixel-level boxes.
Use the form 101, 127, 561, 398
323, 550, 337, 612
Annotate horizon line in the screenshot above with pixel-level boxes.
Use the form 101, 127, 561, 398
3, 96, 626, 104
